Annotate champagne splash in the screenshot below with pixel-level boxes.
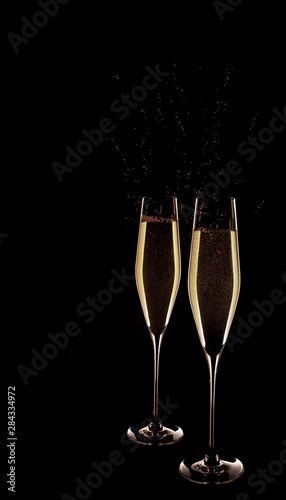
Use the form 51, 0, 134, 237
109, 63, 265, 222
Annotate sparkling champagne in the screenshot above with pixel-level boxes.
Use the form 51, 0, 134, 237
188, 228, 240, 356
136, 215, 181, 336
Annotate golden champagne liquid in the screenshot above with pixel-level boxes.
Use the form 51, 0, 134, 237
136, 215, 181, 336
188, 228, 240, 356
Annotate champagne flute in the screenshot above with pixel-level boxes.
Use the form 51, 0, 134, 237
127, 196, 184, 445
179, 196, 244, 483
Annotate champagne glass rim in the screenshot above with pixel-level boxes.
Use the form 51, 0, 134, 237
140, 196, 179, 220
142, 195, 178, 200
195, 195, 236, 201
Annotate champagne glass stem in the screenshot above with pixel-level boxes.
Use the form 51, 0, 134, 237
150, 334, 163, 429
205, 354, 220, 464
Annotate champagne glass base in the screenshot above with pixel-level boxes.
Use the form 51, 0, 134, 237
127, 424, 184, 446
179, 456, 244, 484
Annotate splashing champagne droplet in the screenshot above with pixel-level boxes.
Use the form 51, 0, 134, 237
109, 64, 242, 222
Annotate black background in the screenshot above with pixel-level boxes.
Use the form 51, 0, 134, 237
2, 1, 286, 499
